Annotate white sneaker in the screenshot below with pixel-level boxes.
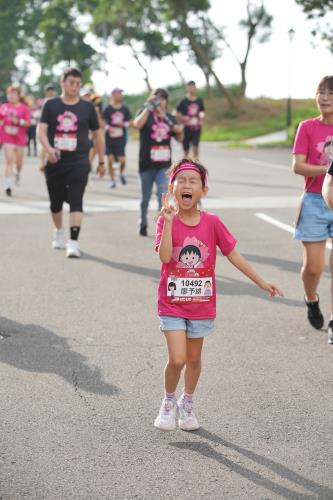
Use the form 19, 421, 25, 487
52, 229, 65, 249
154, 397, 177, 431
66, 239, 81, 258
178, 398, 200, 431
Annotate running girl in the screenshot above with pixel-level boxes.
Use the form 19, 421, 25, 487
0, 86, 30, 195
294, 75, 333, 344
154, 159, 283, 431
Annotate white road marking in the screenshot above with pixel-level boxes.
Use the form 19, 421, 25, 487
0, 196, 300, 215
255, 212, 332, 250
240, 157, 290, 171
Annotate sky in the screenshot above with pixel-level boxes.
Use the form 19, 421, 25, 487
24, 0, 333, 99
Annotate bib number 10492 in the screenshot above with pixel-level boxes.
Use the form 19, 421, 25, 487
167, 268, 213, 303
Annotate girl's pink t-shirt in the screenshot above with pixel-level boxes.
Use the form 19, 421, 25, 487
293, 117, 333, 193
0, 103, 30, 146
155, 211, 237, 319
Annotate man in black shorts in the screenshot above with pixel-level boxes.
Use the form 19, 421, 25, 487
38, 67, 105, 258
103, 88, 131, 189
176, 81, 205, 160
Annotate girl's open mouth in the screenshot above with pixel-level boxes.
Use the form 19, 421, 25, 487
182, 193, 192, 200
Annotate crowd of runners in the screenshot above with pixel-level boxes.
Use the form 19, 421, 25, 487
0, 70, 206, 243
1, 68, 333, 431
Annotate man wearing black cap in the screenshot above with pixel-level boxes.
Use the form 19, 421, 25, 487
103, 88, 132, 188
176, 81, 205, 160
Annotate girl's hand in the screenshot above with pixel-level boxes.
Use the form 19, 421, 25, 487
259, 281, 284, 298
159, 193, 176, 223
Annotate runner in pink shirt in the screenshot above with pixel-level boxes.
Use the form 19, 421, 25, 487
154, 158, 283, 431
293, 75, 333, 343
0, 85, 30, 195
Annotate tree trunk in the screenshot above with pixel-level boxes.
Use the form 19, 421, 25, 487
240, 62, 246, 97
203, 69, 212, 97
171, 56, 186, 88
179, 19, 237, 110
130, 44, 152, 92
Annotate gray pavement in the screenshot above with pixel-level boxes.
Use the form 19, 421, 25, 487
0, 142, 332, 500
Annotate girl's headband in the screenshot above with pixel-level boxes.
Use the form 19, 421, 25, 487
169, 163, 208, 186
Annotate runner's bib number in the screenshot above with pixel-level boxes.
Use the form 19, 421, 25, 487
188, 117, 199, 127
54, 134, 77, 151
150, 145, 171, 162
109, 127, 124, 138
4, 125, 18, 135
167, 268, 213, 303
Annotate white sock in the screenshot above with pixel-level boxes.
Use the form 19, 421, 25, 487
4, 176, 12, 190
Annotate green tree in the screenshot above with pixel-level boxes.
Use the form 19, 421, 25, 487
0, 0, 28, 91
158, 0, 237, 109
296, 0, 333, 52
295, 0, 333, 16
26, 0, 97, 84
87, 0, 163, 91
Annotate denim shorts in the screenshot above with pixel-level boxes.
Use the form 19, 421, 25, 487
294, 192, 333, 242
159, 315, 215, 339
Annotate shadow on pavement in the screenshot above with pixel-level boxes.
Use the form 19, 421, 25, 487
82, 253, 160, 280
0, 316, 120, 397
242, 253, 330, 276
170, 428, 332, 499
82, 253, 303, 307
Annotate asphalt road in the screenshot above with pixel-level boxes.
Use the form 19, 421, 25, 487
0, 142, 332, 500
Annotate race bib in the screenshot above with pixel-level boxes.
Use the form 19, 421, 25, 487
188, 117, 199, 127
54, 133, 77, 151
150, 145, 171, 162
4, 125, 18, 135
167, 268, 213, 303
109, 127, 124, 138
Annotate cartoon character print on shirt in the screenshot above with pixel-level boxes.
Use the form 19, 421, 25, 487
173, 236, 210, 269
188, 103, 199, 117
111, 111, 125, 127
317, 135, 333, 167
56, 111, 78, 132
166, 236, 213, 303
54, 111, 78, 151
151, 119, 170, 143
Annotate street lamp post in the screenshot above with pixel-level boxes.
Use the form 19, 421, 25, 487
286, 28, 295, 131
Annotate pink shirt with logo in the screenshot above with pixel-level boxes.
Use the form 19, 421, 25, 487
0, 102, 30, 146
155, 211, 237, 319
293, 117, 333, 193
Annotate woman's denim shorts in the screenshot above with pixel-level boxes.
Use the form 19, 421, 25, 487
294, 192, 333, 241
159, 315, 215, 339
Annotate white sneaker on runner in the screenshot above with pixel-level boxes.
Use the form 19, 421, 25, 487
66, 239, 81, 258
154, 397, 177, 431
52, 229, 65, 249
178, 398, 200, 431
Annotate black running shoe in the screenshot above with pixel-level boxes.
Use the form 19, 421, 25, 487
304, 295, 324, 330
139, 226, 148, 237
5, 188, 11, 197
328, 320, 333, 344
